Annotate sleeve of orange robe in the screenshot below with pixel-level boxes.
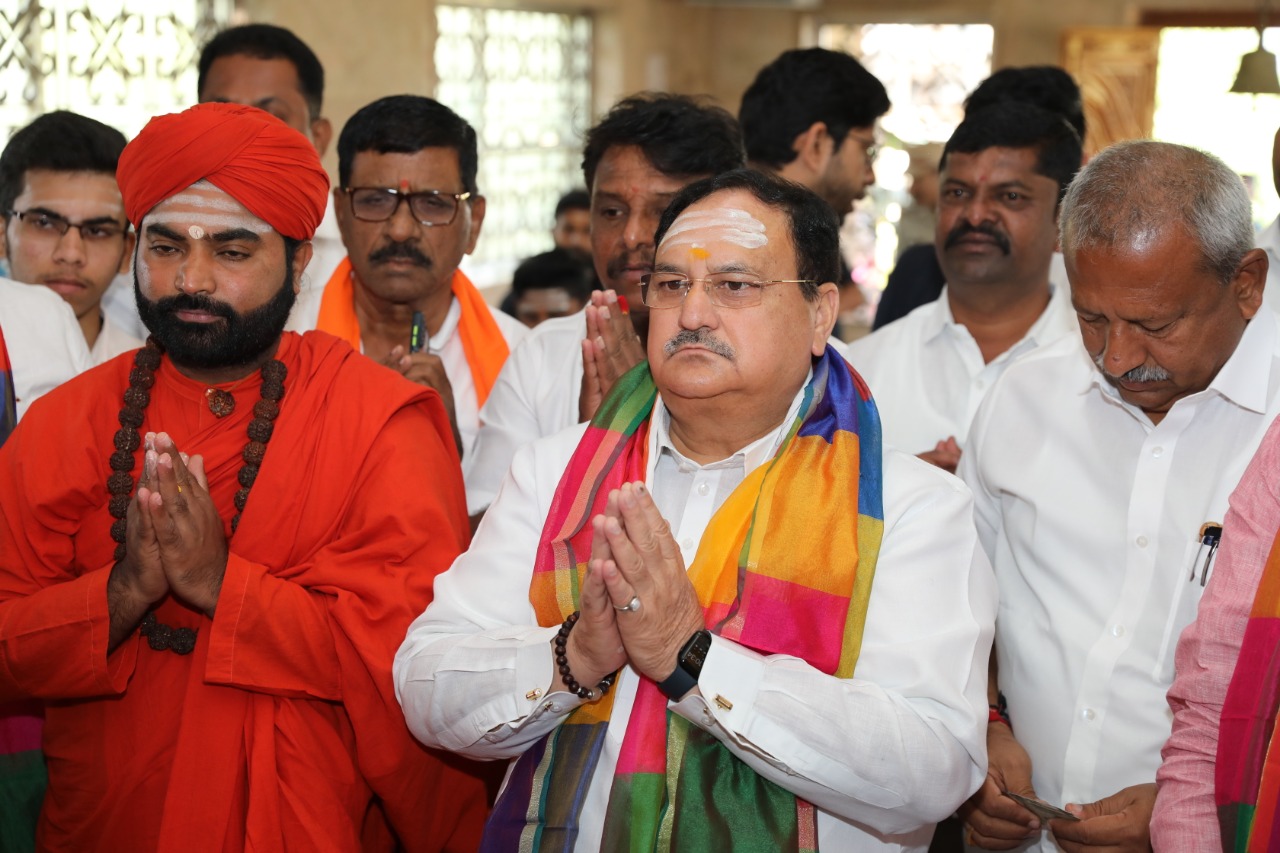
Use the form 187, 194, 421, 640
0, 402, 140, 702
203, 400, 468, 697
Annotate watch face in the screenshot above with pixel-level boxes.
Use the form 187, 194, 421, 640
682, 630, 713, 677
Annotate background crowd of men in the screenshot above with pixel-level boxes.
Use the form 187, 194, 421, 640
0, 18, 1276, 853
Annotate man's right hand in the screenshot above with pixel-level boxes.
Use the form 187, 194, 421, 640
552, 493, 628, 694
578, 290, 645, 422
107, 440, 170, 651
958, 722, 1042, 849
919, 436, 962, 473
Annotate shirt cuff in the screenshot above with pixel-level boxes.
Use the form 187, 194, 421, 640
671, 635, 767, 740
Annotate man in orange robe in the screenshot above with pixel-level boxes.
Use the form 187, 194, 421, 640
0, 102, 488, 852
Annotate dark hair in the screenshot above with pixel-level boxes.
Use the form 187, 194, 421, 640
554, 189, 590, 219
512, 248, 593, 298
198, 24, 325, 119
942, 101, 1083, 205
966, 66, 1086, 141
581, 93, 745, 191
654, 169, 839, 300
337, 96, 478, 194
0, 111, 127, 213
740, 48, 890, 170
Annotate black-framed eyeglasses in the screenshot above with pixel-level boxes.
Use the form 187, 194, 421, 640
342, 187, 472, 226
6, 209, 128, 241
639, 272, 816, 309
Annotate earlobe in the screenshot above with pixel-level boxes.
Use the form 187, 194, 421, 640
1235, 247, 1268, 320
292, 240, 315, 294
310, 118, 334, 160
812, 282, 840, 355
794, 122, 834, 175
464, 196, 486, 255
118, 232, 137, 275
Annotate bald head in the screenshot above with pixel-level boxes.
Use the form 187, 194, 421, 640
1060, 140, 1252, 284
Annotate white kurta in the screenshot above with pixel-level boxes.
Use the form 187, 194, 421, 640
959, 312, 1280, 851
287, 275, 528, 461
0, 277, 90, 419
847, 283, 1076, 455
89, 310, 144, 366
396, 393, 997, 852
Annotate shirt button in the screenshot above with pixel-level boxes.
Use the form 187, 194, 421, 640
1152, 446, 1164, 458
697, 482, 710, 496
681, 538, 695, 551
1136, 535, 1149, 548
1082, 708, 1096, 721
1112, 624, 1125, 637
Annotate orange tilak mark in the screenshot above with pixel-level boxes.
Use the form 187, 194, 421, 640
398, 179, 411, 192
690, 247, 710, 260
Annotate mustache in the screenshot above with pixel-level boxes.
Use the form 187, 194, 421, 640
1092, 352, 1172, 384
663, 328, 735, 359
370, 241, 431, 267
151, 292, 234, 321
944, 222, 1011, 254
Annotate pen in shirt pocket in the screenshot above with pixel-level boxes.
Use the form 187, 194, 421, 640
1190, 522, 1222, 587
409, 311, 426, 354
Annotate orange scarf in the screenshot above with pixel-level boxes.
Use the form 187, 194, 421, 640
316, 257, 510, 405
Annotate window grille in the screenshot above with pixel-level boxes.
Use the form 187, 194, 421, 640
435, 5, 592, 286
0, 0, 231, 140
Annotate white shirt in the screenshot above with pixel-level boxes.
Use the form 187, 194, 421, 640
89, 310, 144, 365
847, 283, 1076, 455
396, 393, 997, 852
959, 311, 1280, 850
287, 273, 528, 460
464, 307, 854, 515
1256, 214, 1280, 316
0, 277, 90, 419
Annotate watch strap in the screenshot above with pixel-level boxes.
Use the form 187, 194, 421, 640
656, 629, 712, 700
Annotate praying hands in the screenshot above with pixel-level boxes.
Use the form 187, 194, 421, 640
578, 290, 646, 422
107, 432, 228, 650
557, 482, 705, 695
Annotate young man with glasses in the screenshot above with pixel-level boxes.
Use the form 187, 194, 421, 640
288, 95, 527, 459
0, 111, 139, 364
739, 47, 890, 220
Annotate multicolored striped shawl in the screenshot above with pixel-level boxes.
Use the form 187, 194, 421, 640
483, 345, 883, 852
1217, 528, 1280, 851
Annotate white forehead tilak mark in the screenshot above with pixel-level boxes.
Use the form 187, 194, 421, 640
659, 208, 769, 251
141, 180, 276, 235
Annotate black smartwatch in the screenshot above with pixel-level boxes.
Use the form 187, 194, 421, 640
656, 629, 712, 700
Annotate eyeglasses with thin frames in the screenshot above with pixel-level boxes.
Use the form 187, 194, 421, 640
342, 187, 472, 226
639, 273, 816, 309
846, 133, 880, 165
6, 209, 128, 242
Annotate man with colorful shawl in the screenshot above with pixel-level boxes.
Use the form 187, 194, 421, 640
286, 95, 527, 459
395, 168, 996, 852
0, 102, 488, 851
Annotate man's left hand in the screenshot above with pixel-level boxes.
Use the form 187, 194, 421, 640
384, 345, 462, 454
596, 482, 704, 684
145, 432, 228, 618
1050, 783, 1156, 853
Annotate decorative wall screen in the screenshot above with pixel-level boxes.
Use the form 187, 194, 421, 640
435, 5, 592, 284
0, 0, 230, 142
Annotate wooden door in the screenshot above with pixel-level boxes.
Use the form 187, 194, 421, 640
1061, 27, 1162, 158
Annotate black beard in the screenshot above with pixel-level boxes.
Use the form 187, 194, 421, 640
134, 265, 296, 371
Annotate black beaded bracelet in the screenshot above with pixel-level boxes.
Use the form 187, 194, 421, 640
553, 611, 617, 700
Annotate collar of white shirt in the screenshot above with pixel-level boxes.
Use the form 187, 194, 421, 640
923, 282, 1072, 355
648, 375, 809, 481
1082, 307, 1277, 417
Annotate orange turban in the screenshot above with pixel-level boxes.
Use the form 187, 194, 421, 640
117, 103, 329, 240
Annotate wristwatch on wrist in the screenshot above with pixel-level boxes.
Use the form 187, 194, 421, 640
656, 629, 712, 700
